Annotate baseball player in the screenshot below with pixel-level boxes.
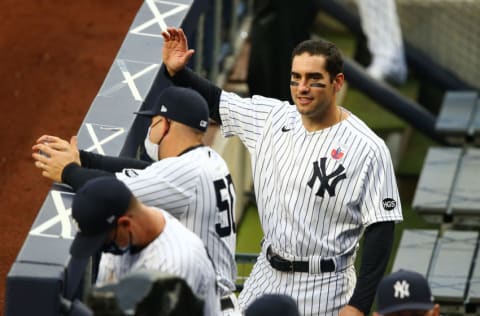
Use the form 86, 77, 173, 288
32, 87, 240, 314
161, 27, 403, 316
69, 176, 220, 315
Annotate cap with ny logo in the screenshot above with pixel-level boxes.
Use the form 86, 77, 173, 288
375, 269, 435, 314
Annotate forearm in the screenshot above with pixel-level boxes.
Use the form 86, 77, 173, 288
163, 65, 222, 123
80, 150, 150, 172
62, 162, 115, 191
348, 221, 395, 314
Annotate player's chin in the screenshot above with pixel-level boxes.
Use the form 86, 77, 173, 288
295, 103, 313, 115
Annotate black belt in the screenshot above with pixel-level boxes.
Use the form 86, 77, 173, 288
266, 246, 335, 273
220, 296, 234, 311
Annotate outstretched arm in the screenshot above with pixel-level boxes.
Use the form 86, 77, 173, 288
32, 134, 150, 189
79, 150, 150, 172
34, 134, 150, 172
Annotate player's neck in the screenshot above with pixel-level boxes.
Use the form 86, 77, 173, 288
302, 106, 344, 132
136, 205, 166, 245
160, 139, 203, 158
159, 126, 204, 158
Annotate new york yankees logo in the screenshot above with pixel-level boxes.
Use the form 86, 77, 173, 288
394, 280, 410, 299
307, 157, 346, 197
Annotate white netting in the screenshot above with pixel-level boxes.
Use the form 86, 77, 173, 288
397, 0, 480, 89
338, 0, 480, 89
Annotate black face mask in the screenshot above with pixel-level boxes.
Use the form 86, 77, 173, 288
102, 231, 143, 255
102, 240, 130, 255
102, 226, 131, 255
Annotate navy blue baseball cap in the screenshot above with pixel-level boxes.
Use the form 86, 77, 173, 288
376, 269, 435, 315
135, 86, 209, 132
246, 294, 300, 316
70, 177, 132, 258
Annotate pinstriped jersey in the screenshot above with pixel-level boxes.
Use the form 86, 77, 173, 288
220, 92, 402, 257
220, 92, 403, 314
115, 146, 237, 296
96, 209, 221, 316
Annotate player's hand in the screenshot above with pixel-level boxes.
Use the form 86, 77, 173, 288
338, 305, 365, 316
35, 135, 81, 163
161, 27, 195, 77
32, 135, 81, 182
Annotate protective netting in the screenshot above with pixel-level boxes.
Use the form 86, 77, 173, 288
339, 0, 480, 90
397, 0, 479, 90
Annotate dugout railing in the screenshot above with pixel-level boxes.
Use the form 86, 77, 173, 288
4, 1, 253, 315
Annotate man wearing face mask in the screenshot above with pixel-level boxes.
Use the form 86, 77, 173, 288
70, 176, 221, 315
32, 86, 241, 315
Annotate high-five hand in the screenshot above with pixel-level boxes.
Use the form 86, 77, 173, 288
161, 27, 195, 77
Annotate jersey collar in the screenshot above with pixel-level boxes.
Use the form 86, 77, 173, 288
178, 144, 205, 156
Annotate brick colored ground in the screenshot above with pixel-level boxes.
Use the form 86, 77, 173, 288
0, 1, 142, 312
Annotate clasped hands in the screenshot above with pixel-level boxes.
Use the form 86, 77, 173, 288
31, 135, 80, 182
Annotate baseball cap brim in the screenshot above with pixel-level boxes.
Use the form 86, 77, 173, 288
70, 230, 110, 258
133, 110, 158, 117
377, 302, 435, 315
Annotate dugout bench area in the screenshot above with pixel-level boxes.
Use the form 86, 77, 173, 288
393, 91, 480, 315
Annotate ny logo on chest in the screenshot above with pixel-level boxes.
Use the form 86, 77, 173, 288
307, 157, 346, 197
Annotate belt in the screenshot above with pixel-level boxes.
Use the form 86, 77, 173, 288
266, 246, 335, 273
220, 295, 235, 311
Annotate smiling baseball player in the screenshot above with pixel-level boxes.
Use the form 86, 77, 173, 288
160, 27, 403, 316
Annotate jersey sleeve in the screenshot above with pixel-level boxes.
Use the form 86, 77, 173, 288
115, 158, 198, 218
203, 284, 221, 315
360, 143, 403, 225
190, 239, 222, 316
218, 91, 284, 152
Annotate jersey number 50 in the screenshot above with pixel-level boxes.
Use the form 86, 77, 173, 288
214, 174, 236, 237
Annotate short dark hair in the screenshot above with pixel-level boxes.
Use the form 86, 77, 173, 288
291, 39, 344, 82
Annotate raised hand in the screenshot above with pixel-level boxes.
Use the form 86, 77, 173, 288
161, 27, 195, 77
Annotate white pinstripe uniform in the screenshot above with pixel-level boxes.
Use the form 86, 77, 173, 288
96, 209, 221, 316
219, 92, 403, 316
115, 146, 238, 298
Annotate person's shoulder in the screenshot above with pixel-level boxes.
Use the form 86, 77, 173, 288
182, 146, 227, 167
150, 151, 198, 168
222, 92, 293, 117
165, 213, 205, 246
344, 112, 389, 151
251, 94, 286, 106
